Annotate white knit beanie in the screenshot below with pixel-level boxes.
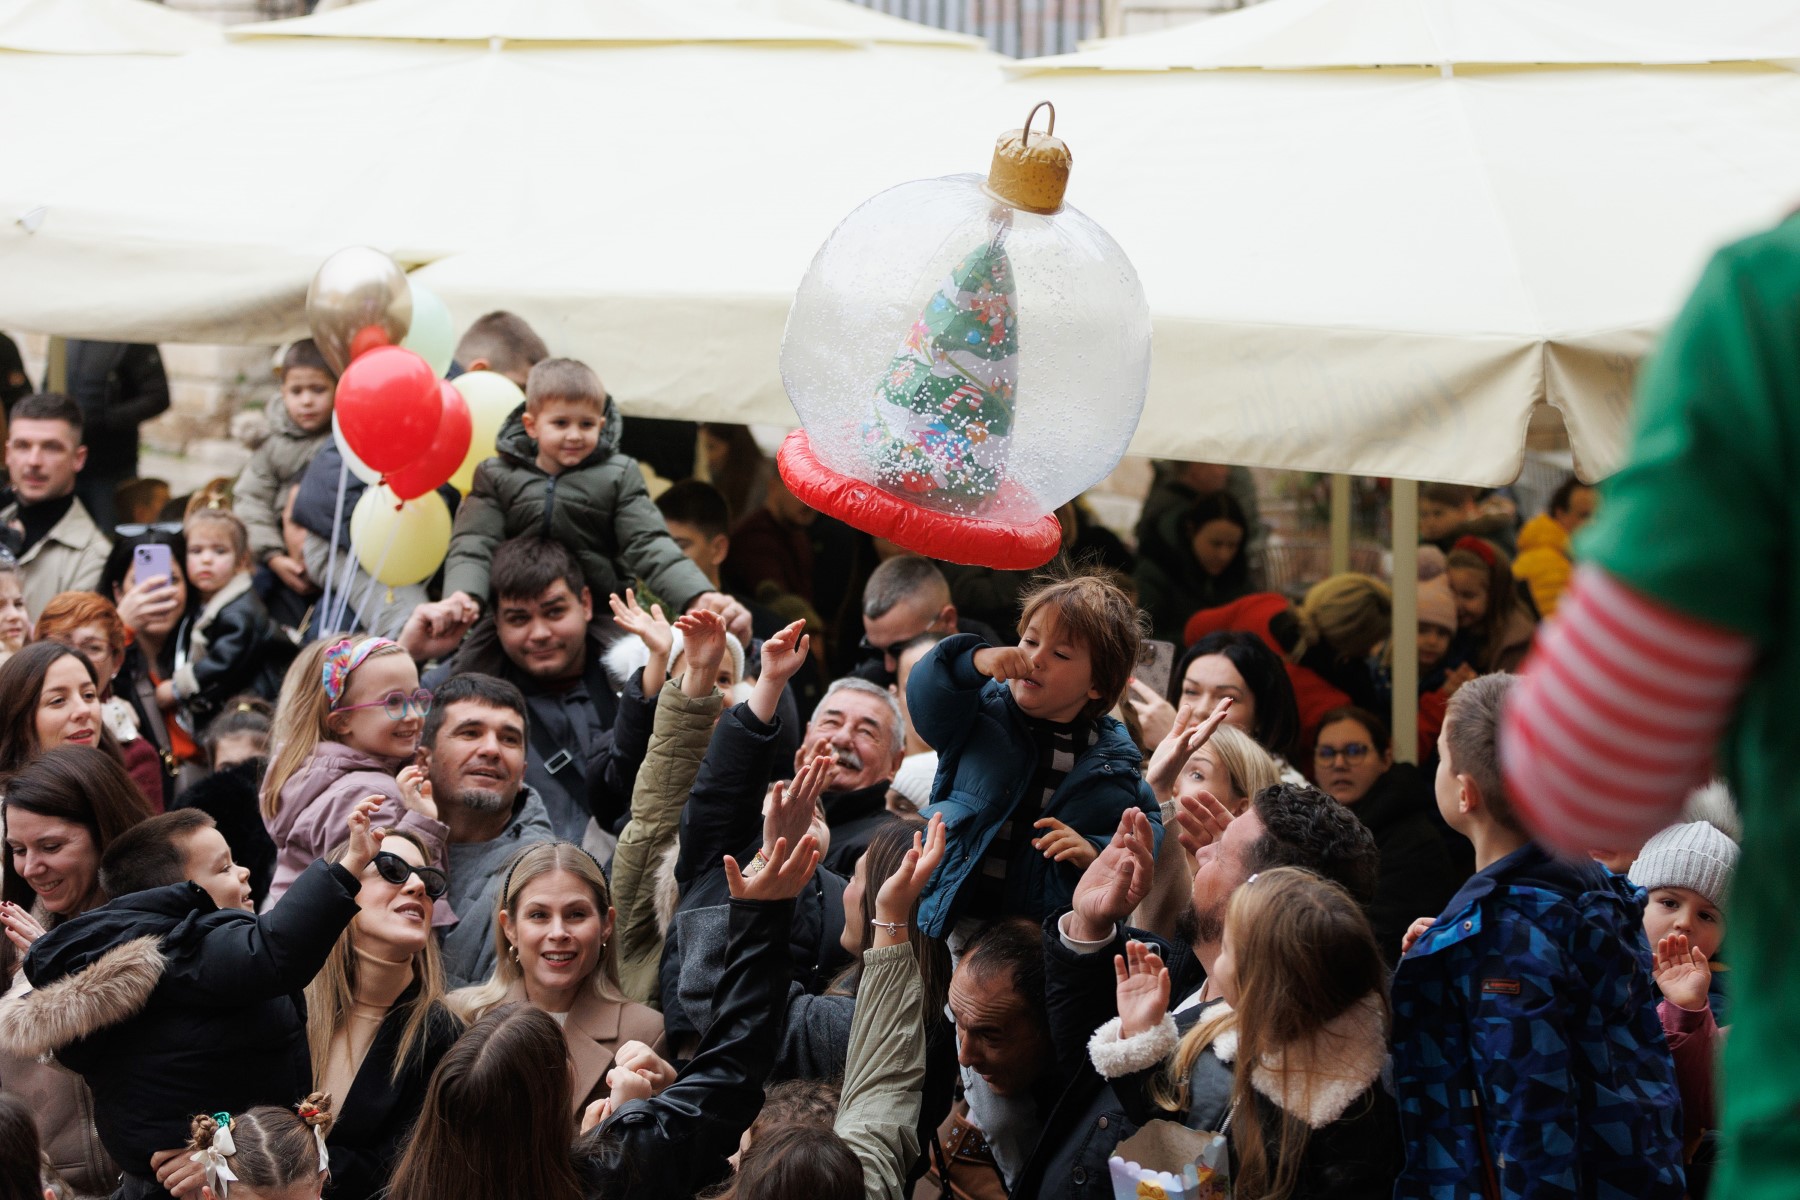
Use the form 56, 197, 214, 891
1628, 821, 1739, 908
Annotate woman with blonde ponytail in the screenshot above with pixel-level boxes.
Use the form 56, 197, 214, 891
184, 1094, 335, 1200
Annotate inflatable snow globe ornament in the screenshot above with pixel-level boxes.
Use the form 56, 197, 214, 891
778, 102, 1152, 569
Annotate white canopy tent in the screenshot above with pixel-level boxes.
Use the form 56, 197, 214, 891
0, 0, 220, 55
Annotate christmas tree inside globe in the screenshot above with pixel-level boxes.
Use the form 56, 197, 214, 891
778, 102, 1152, 569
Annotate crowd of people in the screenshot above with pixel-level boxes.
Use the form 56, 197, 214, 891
0, 307, 1735, 1200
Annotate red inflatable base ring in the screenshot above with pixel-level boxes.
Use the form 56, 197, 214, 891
777, 430, 1062, 570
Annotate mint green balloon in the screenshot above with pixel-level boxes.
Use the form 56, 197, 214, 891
401, 280, 455, 377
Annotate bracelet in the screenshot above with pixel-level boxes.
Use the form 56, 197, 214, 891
871, 919, 908, 935
743, 851, 770, 879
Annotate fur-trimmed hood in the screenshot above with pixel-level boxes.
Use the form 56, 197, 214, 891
1212, 993, 1388, 1129
0, 935, 164, 1059
1089, 992, 1389, 1130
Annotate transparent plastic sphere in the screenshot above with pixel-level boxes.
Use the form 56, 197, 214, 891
780, 173, 1151, 526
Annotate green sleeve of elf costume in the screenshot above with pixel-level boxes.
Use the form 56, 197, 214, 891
1577, 221, 1800, 644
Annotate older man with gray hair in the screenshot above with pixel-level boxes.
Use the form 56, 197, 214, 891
798, 676, 908, 875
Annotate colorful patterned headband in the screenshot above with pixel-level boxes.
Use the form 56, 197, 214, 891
321, 637, 397, 706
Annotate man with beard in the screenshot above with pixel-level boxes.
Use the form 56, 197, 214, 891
406, 537, 627, 845
1007, 782, 1379, 1199
417, 672, 554, 988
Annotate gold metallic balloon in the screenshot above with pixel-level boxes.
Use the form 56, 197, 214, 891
306, 246, 412, 376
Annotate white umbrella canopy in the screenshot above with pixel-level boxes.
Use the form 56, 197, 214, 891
1053, 0, 1800, 72
230, 0, 983, 48
0, 0, 998, 346
0, 0, 220, 55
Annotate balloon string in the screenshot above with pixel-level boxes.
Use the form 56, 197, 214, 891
350, 520, 401, 636
319, 461, 349, 629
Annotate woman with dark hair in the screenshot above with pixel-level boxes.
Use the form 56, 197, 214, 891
0, 643, 140, 803
97, 529, 196, 797
1165, 632, 1302, 767
698, 423, 772, 526
391, 836, 822, 1200
0, 745, 150, 1198
0, 1090, 55, 1200
1133, 492, 1253, 642
34, 592, 166, 809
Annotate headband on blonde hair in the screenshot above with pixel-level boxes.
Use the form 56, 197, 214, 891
321, 637, 396, 706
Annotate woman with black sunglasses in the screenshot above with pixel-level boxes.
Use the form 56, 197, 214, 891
303, 831, 462, 1200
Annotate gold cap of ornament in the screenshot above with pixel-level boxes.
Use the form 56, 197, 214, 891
985, 101, 1070, 215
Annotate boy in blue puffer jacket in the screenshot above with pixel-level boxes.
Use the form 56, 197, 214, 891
909, 571, 1161, 942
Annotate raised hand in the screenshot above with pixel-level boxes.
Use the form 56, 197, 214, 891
0, 900, 46, 953
1174, 789, 1234, 859
1031, 817, 1099, 869
342, 797, 386, 878
750, 619, 811, 724
611, 589, 676, 693
397, 764, 437, 821
688, 591, 752, 644
1115, 940, 1171, 1038
1145, 698, 1232, 801
673, 607, 728, 699
872, 814, 946, 947
1127, 678, 1178, 753
1400, 916, 1436, 956
1654, 932, 1712, 1012
724, 834, 822, 903
972, 645, 1034, 683
762, 753, 830, 862
1068, 808, 1156, 944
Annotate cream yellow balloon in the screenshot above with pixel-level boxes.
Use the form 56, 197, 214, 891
448, 371, 524, 495
350, 484, 452, 588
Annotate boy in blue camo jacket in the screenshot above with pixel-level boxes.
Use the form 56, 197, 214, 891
1391, 673, 1684, 1199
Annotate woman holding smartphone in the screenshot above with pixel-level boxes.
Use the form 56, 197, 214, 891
96, 528, 193, 803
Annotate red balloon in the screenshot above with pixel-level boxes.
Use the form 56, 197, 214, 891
335, 347, 441, 474
347, 323, 393, 363
388, 381, 474, 501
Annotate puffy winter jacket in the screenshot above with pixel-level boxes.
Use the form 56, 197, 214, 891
1391, 843, 1686, 1200
263, 741, 450, 925
0, 860, 361, 1195
1512, 513, 1574, 617
232, 397, 329, 564
909, 634, 1161, 937
442, 398, 712, 611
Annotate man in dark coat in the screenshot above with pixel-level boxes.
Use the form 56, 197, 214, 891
58, 340, 170, 531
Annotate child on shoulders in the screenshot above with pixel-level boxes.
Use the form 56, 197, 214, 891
439, 358, 716, 620
234, 339, 336, 617
910, 571, 1160, 940
260, 636, 447, 919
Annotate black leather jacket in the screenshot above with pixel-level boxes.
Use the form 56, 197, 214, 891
579, 898, 794, 1200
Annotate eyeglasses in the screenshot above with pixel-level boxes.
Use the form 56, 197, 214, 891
859, 619, 945, 663
1314, 742, 1373, 766
332, 688, 433, 720
114, 522, 183, 537
372, 850, 448, 899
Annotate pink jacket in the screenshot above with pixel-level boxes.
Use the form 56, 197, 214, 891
262, 741, 452, 926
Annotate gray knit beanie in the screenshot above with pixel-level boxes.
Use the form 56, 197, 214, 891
1628, 821, 1739, 907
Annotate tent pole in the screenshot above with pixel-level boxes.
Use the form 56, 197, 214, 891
1329, 474, 1351, 576
1391, 479, 1420, 764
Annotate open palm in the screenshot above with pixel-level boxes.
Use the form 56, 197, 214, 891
1116, 940, 1170, 1038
